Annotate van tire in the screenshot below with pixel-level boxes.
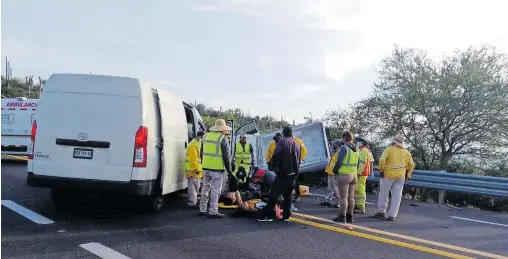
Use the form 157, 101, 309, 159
51, 188, 73, 210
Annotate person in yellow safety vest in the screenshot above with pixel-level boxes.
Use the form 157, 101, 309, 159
230, 133, 255, 191
321, 140, 343, 208
353, 135, 373, 214
266, 133, 282, 170
375, 134, 415, 221
292, 135, 307, 203
199, 119, 233, 218
185, 130, 205, 207
332, 131, 360, 224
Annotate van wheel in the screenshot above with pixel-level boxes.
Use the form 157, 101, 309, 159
51, 189, 73, 209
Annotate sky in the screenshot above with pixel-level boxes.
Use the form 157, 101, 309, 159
2, 0, 507, 123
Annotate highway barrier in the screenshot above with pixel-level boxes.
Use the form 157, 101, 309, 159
367, 170, 508, 204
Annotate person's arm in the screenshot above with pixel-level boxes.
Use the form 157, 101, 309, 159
406, 150, 415, 179
357, 149, 369, 175
295, 141, 302, 173
333, 146, 347, 174
200, 137, 204, 162
250, 144, 255, 165
378, 147, 390, 173
294, 138, 307, 161
220, 137, 232, 174
189, 144, 200, 173
266, 141, 274, 162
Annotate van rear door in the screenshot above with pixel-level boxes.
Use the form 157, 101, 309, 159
33, 91, 142, 182
157, 89, 188, 194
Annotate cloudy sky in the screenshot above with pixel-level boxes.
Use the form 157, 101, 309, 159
2, 0, 507, 122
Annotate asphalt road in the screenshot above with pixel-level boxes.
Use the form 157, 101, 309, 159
2, 157, 508, 259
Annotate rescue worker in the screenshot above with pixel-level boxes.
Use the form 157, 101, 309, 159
232, 133, 255, 187
185, 130, 205, 207
292, 134, 307, 203
353, 136, 373, 214
199, 119, 233, 218
321, 140, 342, 207
266, 133, 282, 170
332, 131, 359, 223
375, 134, 415, 221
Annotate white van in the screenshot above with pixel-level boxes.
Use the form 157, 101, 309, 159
1, 97, 38, 156
27, 74, 207, 212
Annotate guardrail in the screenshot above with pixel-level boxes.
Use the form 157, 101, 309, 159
366, 170, 508, 204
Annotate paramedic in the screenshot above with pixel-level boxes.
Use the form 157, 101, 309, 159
199, 119, 233, 218
185, 130, 205, 207
332, 131, 359, 224
353, 136, 373, 214
292, 134, 307, 203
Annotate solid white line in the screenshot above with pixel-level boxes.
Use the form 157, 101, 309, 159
450, 216, 508, 228
80, 243, 131, 259
1, 200, 54, 225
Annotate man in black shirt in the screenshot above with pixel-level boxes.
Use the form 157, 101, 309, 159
257, 126, 301, 222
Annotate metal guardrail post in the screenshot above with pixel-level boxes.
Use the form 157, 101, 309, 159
438, 190, 445, 205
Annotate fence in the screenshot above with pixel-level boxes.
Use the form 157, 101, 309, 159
366, 170, 508, 204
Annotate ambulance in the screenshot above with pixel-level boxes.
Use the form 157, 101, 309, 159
27, 74, 209, 212
1, 97, 39, 156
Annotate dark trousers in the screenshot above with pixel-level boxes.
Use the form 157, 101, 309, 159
260, 174, 295, 219
293, 177, 301, 198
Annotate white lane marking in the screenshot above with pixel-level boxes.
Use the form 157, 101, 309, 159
80, 243, 131, 259
450, 216, 508, 228
309, 193, 374, 204
1, 200, 54, 225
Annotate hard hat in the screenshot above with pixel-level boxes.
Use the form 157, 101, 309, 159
355, 135, 368, 145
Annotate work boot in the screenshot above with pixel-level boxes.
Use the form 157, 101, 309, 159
374, 212, 386, 219
346, 214, 354, 223
387, 216, 395, 221
333, 214, 346, 223
320, 201, 331, 207
256, 216, 274, 222
207, 213, 225, 218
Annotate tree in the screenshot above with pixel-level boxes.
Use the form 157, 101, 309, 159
357, 45, 508, 170
1, 76, 43, 98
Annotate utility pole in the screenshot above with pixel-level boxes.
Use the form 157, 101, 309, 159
5, 57, 9, 87
38, 77, 44, 96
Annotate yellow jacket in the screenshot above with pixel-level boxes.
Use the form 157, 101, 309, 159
378, 145, 415, 180
325, 151, 338, 175
294, 137, 307, 161
185, 140, 203, 178
266, 140, 276, 163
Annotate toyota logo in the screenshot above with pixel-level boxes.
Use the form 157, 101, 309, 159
77, 133, 88, 141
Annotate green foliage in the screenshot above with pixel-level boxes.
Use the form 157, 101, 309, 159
194, 102, 291, 133
1, 76, 42, 99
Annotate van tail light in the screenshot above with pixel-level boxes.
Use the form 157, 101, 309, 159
28, 121, 37, 159
133, 126, 148, 167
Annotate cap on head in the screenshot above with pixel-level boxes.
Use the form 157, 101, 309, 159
282, 126, 293, 137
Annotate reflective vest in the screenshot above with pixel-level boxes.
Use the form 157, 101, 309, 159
185, 139, 203, 178
234, 142, 251, 165
232, 164, 250, 184
325, 151, 339, 175
202, 132, 226, 171
338, 146, 360, 175
358, 146, 372, 176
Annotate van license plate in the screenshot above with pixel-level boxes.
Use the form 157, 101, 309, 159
73, 148, 93, 159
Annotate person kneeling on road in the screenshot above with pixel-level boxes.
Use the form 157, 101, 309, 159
257, 126, 301, 222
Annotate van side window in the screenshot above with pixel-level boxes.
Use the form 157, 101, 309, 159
184, 107, 195, 142
198, 121, 205, 133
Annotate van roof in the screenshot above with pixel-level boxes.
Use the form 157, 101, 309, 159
45, 74, 142, 97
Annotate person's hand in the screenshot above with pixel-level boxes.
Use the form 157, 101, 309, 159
405, 174, 411, 181
379, 171, 384, 178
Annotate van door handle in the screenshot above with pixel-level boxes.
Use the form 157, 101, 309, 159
185, 142, 188, 148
